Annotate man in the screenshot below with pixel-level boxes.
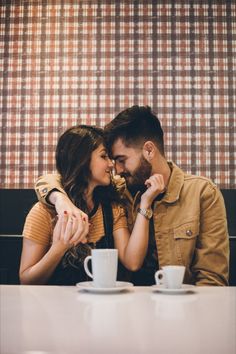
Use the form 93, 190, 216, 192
35, 105, 229, 286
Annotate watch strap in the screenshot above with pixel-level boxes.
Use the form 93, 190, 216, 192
137, 207, 153, 220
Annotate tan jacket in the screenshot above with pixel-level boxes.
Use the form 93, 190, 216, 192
35, 162, 229, 286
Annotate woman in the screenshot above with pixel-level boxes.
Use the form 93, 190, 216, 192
20, 125, 163, 285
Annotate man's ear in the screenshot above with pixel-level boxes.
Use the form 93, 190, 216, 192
142, 141, 156, 161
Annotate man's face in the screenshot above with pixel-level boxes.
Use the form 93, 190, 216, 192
112, 138, 152, 187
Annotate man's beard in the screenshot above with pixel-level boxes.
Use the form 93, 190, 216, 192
121, 156, 152, 193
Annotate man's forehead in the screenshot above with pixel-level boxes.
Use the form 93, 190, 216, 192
111, 138, 129, 157
111, 138, 140, 159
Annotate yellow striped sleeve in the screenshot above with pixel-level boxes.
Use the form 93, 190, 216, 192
87, 203, 128, 244
112, 204, 128, 231
22, 202, 54, 246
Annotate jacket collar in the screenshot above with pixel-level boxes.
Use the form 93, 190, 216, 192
162, 161, 185, 204
121, 161, 185, 210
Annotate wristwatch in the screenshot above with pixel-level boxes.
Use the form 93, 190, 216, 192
137, 207, 153, 220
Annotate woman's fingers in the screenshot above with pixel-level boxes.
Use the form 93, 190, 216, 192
53, 211, 89, 248
76, 219, 90, 245
145, 174, 164, 191
62, 215, 75, 244
142, 174, 166, 204
60, 211, 69, 240
52, 215, 61, 242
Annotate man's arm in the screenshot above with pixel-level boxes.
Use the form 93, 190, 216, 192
35, 174, 65, 206
35, 174, 88, 221
193, 183, 229, 286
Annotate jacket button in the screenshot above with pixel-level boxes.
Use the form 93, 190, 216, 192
186, 229, 192, 236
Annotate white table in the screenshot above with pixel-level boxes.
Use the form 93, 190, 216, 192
1, 285, 235, 354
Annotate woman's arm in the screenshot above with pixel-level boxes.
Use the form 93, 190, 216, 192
19, 238, 67, 285
113, 174, 164, 271
20, 212, 89, 284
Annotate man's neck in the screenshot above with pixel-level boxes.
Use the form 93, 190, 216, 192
151, 157, 171, 188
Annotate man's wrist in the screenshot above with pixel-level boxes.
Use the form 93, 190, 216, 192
47, 189, 64, 206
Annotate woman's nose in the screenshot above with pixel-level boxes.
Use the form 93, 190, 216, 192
108, 158, 114, 168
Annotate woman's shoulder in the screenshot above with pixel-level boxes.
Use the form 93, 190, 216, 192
27, 202, 56, 220
111, 202, 126, 219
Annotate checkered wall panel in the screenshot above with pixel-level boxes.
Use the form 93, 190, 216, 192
0, 1, 235, 188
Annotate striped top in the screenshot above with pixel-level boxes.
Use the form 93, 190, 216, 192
23, 202, 128, 246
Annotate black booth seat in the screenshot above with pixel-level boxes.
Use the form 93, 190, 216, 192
0, 189, 235, 285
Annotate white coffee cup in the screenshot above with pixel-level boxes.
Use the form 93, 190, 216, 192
155, 265, 186, 289
84, 249, 118, 288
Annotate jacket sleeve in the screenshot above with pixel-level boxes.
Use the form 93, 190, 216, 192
193, 183, 229, 286
35, 174, 66, 207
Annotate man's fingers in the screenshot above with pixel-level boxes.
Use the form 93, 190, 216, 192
55, 193, 89, 221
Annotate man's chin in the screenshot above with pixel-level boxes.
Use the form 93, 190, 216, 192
125, 176, 134, 187
126, 178, 141, 189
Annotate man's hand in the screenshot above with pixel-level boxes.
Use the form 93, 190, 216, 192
50, 191, 90, 245
50, 191, 89, 223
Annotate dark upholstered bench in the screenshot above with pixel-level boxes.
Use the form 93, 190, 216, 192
0, 189, 235, 285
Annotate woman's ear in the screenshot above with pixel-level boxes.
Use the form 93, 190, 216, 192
142, 141, 156, 161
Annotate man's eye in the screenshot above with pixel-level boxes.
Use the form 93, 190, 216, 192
117, 159, 125, 164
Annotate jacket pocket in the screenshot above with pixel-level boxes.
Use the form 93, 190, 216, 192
173, 219, 199, 264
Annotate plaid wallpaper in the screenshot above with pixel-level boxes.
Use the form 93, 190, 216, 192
0, 1, 235, 189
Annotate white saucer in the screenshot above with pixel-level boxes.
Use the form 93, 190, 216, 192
76, 281, 134, 293
152, 284, 195, 294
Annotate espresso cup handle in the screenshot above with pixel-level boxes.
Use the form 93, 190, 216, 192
155, 270, 165, 285
84, 256, 93, 279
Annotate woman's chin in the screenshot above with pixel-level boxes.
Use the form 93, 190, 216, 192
102, 178, 111, 186
98, 179, 111, 187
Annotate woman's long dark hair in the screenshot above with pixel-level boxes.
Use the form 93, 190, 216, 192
56, 125, 119, 212
55, 125, 120, 268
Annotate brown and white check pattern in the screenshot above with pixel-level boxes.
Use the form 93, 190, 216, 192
0, 1, 235, 188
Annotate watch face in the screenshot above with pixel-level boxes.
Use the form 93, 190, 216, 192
146, 209, 153, 219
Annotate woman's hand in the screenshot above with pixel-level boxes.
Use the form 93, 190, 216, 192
52, 211, 89, 251
140, 173, 165, 208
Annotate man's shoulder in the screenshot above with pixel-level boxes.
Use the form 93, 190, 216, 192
183, 172, 218, 190
170, 162, 217, 189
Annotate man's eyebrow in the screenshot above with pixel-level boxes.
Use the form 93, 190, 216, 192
113, 155, 126, 161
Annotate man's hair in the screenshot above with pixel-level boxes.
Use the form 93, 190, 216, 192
104, 105, 165, 155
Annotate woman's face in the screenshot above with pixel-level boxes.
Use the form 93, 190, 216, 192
89, 144, 113, 187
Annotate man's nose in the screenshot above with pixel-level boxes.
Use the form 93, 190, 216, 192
115, 163, 124, 175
